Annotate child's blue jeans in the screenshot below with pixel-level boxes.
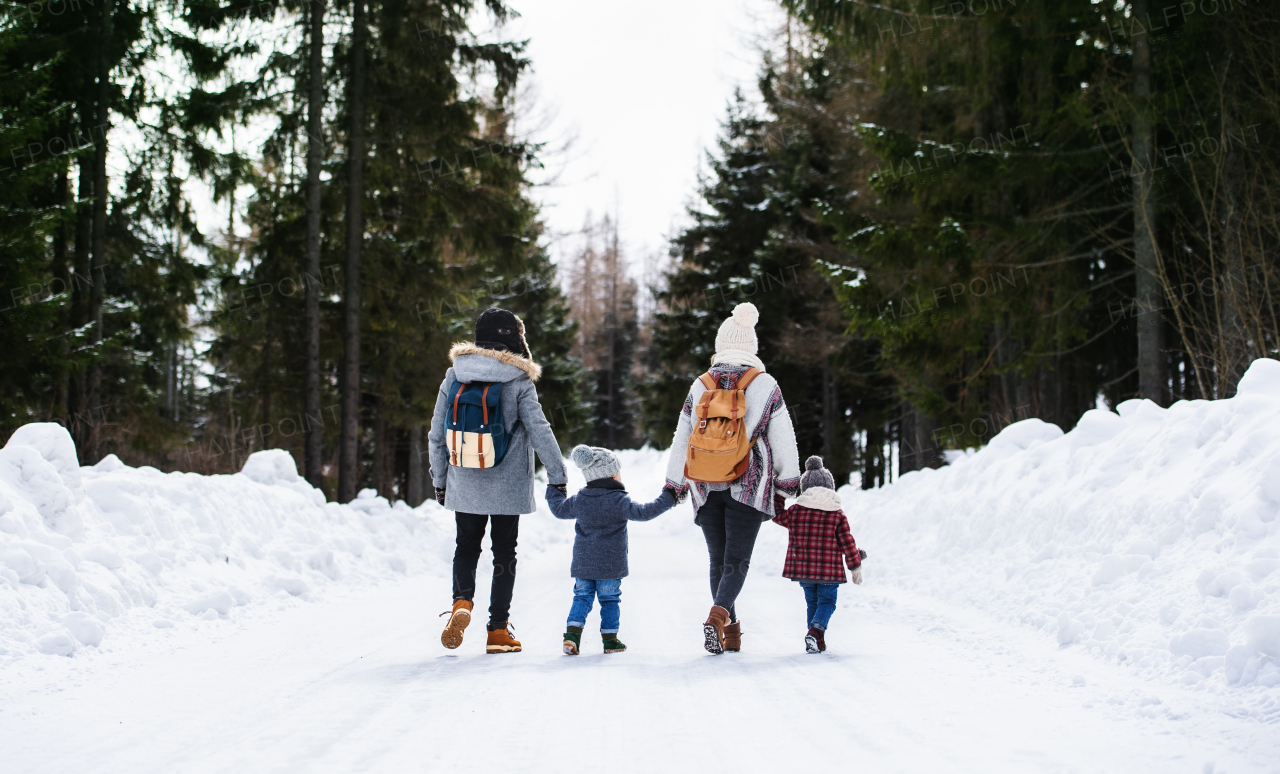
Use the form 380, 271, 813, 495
800, 581, 839, 631
567, 578, 622, 634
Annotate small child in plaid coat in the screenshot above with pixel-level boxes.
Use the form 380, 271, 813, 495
773, 455, 865, 653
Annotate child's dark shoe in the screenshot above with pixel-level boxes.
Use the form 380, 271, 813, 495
805, 626, 826, 654
602, 633, 627, 653
563, 626, 582, 655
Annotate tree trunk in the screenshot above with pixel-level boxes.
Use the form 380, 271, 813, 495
303, 0, 326, 490
52, 163, 69, 285
338, 0, 367, 503
166, 345, 176, 421
70, 151, 93, 443
408, 424, 425, 507
373, 398, 388, 499
86, 0, 114, 463
1217, 46, 1249, 397
862, 424, 885, 489
821, 360, 836, 467
898, 404, 938, 473
261, 283, 273, 449
52, 162, 70, 418
1132, 0, 1164, 404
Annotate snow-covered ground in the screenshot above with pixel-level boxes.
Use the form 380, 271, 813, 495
2, 360, 1279, 772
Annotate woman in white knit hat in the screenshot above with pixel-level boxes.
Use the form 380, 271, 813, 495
663, 302, 801, 654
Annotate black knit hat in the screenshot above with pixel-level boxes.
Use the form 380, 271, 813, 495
475, 307, 531, 360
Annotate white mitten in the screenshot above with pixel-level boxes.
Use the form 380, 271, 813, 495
850, 566, 863, 585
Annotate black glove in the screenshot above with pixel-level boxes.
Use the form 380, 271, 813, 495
664, 485, 688, 504
434, 487, 446, 506
551, 483, 568, 498
859, 549, 868, 561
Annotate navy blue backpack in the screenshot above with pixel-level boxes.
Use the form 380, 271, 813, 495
444, 380, 509, 469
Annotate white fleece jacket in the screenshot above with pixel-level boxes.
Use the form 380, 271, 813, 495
664, 366, 801, 518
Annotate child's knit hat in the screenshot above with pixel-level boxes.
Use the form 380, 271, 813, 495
800, 455, 836, 492
571, 444, 621, 482
714, 302, 760, 355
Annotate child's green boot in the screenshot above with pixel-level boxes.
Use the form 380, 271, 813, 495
563, 626, 582, 655
602, 633, 627, 653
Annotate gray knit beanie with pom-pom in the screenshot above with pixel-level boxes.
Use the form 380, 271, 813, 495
800, 455, 836, 492
571, 444, 621, 483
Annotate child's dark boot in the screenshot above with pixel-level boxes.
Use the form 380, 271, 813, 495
804, 626, 826, 654
563, 626, 582, 655
602, 633, 627, 653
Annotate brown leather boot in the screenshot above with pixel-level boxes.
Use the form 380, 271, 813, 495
486, 622, 522, 653
440, 599, 472, 649
723, 620, 742, 652
703, 605, 730, 654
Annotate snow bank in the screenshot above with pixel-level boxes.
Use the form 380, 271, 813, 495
843, 358, 1280, 714
0, 424, 456, 661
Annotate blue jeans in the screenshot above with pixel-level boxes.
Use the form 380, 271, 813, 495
567, 578, 622, 634
800, 582, 839, 631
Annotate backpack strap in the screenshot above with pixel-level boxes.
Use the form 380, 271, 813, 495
735, 367, 762, 391
696, 391, 713, 432
694, 373, 716, 433
452, 382, 466, 424
449, 383, 464, 466
478, 383, 491, 470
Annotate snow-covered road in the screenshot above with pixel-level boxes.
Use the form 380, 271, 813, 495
4, 522, 1276, 773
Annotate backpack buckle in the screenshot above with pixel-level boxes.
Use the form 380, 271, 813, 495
698, 420, 707, 429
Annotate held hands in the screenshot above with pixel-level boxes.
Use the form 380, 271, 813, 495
551, 483, 568, 498
663, 485, 688, 504
434, 487, 446, 506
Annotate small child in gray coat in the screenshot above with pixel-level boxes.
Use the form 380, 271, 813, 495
544, 445, 678, 655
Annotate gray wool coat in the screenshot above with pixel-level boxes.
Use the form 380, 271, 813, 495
544, 479, 676, 579
428, 343, 568, 515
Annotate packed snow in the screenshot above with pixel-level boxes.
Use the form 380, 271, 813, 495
843, 358, 1280, 720
0, 426, 454, 660
2, 359, 1279, 771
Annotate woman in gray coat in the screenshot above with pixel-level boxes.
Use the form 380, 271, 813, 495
428, 308, 568, 654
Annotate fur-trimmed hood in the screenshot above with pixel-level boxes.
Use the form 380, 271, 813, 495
795, 486, 842, 512
449, 342, 542, 382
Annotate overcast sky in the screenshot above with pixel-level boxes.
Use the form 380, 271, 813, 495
505, 0, 782, 268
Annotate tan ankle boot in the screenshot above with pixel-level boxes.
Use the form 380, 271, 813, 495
486, 622, 522, 653
440, 599, 472, 649
703, 605, 730, 654
723, 620, 742, 652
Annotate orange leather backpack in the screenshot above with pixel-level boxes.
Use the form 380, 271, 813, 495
683, 368, 761, 483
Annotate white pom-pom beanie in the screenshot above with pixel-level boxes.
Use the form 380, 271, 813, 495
714, 302, 760, 355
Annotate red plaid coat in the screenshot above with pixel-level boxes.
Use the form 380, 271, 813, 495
772, 496, 861, 583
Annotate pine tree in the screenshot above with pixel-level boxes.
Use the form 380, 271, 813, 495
566, 214, 641, 449
645, 92, 881, 485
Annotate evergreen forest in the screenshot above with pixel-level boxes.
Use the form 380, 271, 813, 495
2, 0, 1277, 500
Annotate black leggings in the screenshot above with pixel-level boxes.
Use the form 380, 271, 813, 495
452, 513, 519, 629
697, 490, 764, 623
